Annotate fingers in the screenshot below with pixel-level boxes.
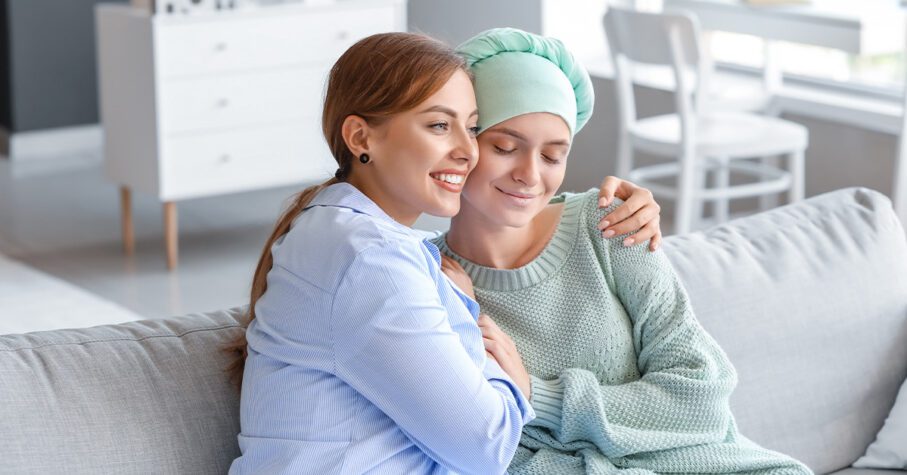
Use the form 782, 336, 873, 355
600, 193, 642, 232
607, 203, 660, 238
440, 255, 463, 277
597, 176, 622, 208
483, 337, 510, 365
440, 255, 454, 270
445, 255, 465, 272
479, 315, 515, 353
649, 226, 662, 252
623, 215, 661, 249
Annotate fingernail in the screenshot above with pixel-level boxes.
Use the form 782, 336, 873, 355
652, 242, 659, 251
623, 238, 634, 246
603, 229, 615, 238
598, 197, 608, 208
598, 220, 609, 230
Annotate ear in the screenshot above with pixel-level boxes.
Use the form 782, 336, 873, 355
341, 115, 372, 158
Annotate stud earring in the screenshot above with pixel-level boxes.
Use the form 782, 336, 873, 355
359, 153, 370, 164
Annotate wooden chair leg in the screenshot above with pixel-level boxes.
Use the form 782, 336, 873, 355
120, 186, 135, 255
163, 202, 178, 270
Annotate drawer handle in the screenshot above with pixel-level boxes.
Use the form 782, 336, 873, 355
214, 42, 228, 52
219, 154, 232, 164
216, 98, 230, 108
336, 30, 350, 41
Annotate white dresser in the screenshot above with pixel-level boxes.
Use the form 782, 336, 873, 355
95, 0, 406, 269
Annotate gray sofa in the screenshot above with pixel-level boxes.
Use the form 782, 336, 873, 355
2, 187, 906, 475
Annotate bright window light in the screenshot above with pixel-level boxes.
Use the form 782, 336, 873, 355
709, 31, 906, 91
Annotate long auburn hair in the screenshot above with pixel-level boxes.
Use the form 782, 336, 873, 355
223, 32, 470, 389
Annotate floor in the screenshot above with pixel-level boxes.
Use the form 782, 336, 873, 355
0, 148, 450, 321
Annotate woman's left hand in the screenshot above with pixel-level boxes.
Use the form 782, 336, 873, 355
479, 314, 531, 399
441, 255, 475, 300
597, 176, 663, 252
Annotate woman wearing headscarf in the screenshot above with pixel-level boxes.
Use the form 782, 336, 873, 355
435, 28, 813, 474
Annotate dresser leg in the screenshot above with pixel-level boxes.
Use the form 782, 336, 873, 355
120, 186, 135, 255
163, 202, 178, 270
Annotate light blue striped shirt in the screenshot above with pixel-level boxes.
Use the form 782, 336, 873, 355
230, 183, 534, 475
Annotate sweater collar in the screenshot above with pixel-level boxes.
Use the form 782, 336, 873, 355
436, 191, 585, 291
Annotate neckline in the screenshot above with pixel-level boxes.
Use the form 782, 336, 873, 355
437, 192, 585, 291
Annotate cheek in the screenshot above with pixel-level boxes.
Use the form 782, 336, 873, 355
543, 166, 567, 193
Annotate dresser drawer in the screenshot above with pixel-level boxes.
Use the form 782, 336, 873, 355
155, 5, 397, 78
159, 120, 335, 200
158, 65, 328, 134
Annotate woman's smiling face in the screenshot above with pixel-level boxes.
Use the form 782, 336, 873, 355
459, 112, 572, 228
357, 69, 480, 224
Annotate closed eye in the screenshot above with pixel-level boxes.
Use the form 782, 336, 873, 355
542, 154, 563, 164
494, 145, 516, 154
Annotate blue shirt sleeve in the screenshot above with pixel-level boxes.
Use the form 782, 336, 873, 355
330, 241, 533, 474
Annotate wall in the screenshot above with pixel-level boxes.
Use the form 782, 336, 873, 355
0, 0, 10, 131
1, 0, 128, 134
407, 0, 542, 46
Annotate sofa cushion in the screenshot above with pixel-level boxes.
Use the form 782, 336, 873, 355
854, 374, 907, 470
830, 469, 907, 475
662, 187, 907, 475
0, 308, 245, 475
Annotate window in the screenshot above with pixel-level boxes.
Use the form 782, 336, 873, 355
710, 31, 906, 94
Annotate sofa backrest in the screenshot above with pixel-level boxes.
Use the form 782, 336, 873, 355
0, 308, 245, 474
1, 188, 905, 475
663, 187, 907, 474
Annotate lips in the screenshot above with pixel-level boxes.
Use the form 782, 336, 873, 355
496, 187, 537, 200
429, 172, 465, 185
495, 187, 539, 208
430, 169, 468, 193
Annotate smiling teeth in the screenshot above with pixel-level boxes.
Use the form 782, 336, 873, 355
432, 173, 463, 185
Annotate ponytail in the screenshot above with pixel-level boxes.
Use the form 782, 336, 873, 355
223, 177, 338, 388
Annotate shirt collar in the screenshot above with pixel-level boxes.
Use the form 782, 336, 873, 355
306, 182, 417, 236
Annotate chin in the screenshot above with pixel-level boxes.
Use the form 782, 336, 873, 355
426, 200, 461, 218
495, 208, 535, 228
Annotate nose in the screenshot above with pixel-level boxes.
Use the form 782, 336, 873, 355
451, 124, 478, 164
512, 152, 540, 188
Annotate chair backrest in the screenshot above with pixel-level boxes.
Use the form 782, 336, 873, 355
604, 7, 705, 137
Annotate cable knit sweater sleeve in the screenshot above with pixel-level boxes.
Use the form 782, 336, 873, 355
526, 196, 739, 459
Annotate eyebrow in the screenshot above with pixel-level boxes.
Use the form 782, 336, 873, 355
488, 127, 570, 147
419, 105, 479, 119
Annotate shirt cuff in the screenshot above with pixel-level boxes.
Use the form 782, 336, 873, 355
528, 374, 565, 431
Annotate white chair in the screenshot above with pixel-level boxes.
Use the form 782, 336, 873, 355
604, 8, 809, 234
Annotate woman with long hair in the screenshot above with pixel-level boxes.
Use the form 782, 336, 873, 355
225, 32, 663, 474
436, 28, 813, 474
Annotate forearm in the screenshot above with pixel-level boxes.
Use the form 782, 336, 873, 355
527, 322, 736, 458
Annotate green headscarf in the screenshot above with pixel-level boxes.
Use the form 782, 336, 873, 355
457, 27, 595, 136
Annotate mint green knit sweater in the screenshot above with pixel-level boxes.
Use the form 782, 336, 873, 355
433, 189, 812, 475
